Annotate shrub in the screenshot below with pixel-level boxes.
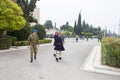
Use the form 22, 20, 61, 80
39, 39, 52, 44
32, 24, 46, 40
14, 41, 28, 46
13, 39, 52, 46
101, 37, 120, 68
0, 37, 12, 50
10, 36, 17, 45
7, 23, 32, 41
4, 36, 17, 45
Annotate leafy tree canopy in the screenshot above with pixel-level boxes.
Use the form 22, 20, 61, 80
60, 22, 73, 31
32, 24, 46, 40
0, 0, 26, 31
68, 26, 74, 32
16, 0, 39, 23
44, 20, 53, 29
81, 20, 101, 36
7, 23, 31, 41
60, 25, 69, 31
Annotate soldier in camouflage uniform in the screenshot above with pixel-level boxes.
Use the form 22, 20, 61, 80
28, 29, 39, 63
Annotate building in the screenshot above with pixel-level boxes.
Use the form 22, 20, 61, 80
46, 29, 58, 38
32, 8, 40, 24
30, 8, 40, 26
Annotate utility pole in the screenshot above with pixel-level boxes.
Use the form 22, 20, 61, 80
118, 19, 120, 38
54, 22, 56, 30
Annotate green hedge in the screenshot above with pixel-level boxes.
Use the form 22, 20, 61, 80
5, 36, 17, 45
14, 41, 28, 46
13, 39, 52, 46
0, 37, 12, 50
39, 39, 52, 44
0, 36, 17, 50
101, 37, 120, 68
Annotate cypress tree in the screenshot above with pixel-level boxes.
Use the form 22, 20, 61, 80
82, 20, 86, 32
74, 20, 77, 34
76, 13, 82, 35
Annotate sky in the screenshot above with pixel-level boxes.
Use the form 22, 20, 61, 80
36, 0, 120, 33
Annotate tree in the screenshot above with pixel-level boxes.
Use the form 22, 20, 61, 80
97, 26, 101, 32
8, 0, 40, 41
82, 20, 86, 32
32, 24, 46, 40
68, 27, 74, 32
16, 0, 40, 23
93, 27, 98, 35
7, 23, 31, 41
82, 20, 89, 32
81, 20, 99, 36
63, 31, 70, 36
88, 33, 93, 38
0, 0, 26, 37
74, 20, 77, 34
60, 22, 72, 31
44, 20, 53, 29
61, 25, 69, 31
76, 13, 82, 35
66, 22, 69, 26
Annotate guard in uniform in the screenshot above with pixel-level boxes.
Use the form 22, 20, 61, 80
54, 32, 65, 62
28, 29, 39, 63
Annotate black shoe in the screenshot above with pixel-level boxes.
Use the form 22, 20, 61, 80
56, 58, 59, 62
53, 54, 56, 57
30, 57, 33, 63
59, 57, 62, 60
34, 56, 36, 60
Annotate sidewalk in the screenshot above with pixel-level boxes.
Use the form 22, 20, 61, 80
0, 43, 52, 53
81, 46, 120, 76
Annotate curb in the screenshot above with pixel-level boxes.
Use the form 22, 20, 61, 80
0, 43, 52, 53
80, 46, 120, 76
93, 46, 120, 72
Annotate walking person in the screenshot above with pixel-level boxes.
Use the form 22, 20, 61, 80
98, 36, 102, 42
98, 34, 102, 42
53, 32, 58, 57
76, 35, 78, 42
61, 34, 65, 44
28, 29, 39, 63
86, 36, 89, 41
54, 32, 65, 62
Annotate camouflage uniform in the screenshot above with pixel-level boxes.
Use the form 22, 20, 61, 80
28, 34, 39, 62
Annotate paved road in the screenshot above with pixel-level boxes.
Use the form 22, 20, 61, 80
0, 38, 119, 80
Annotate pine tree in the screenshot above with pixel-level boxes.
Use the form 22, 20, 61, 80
76, 13, 82, 35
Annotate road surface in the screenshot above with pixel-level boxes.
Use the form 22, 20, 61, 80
0, 38, 119, 80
